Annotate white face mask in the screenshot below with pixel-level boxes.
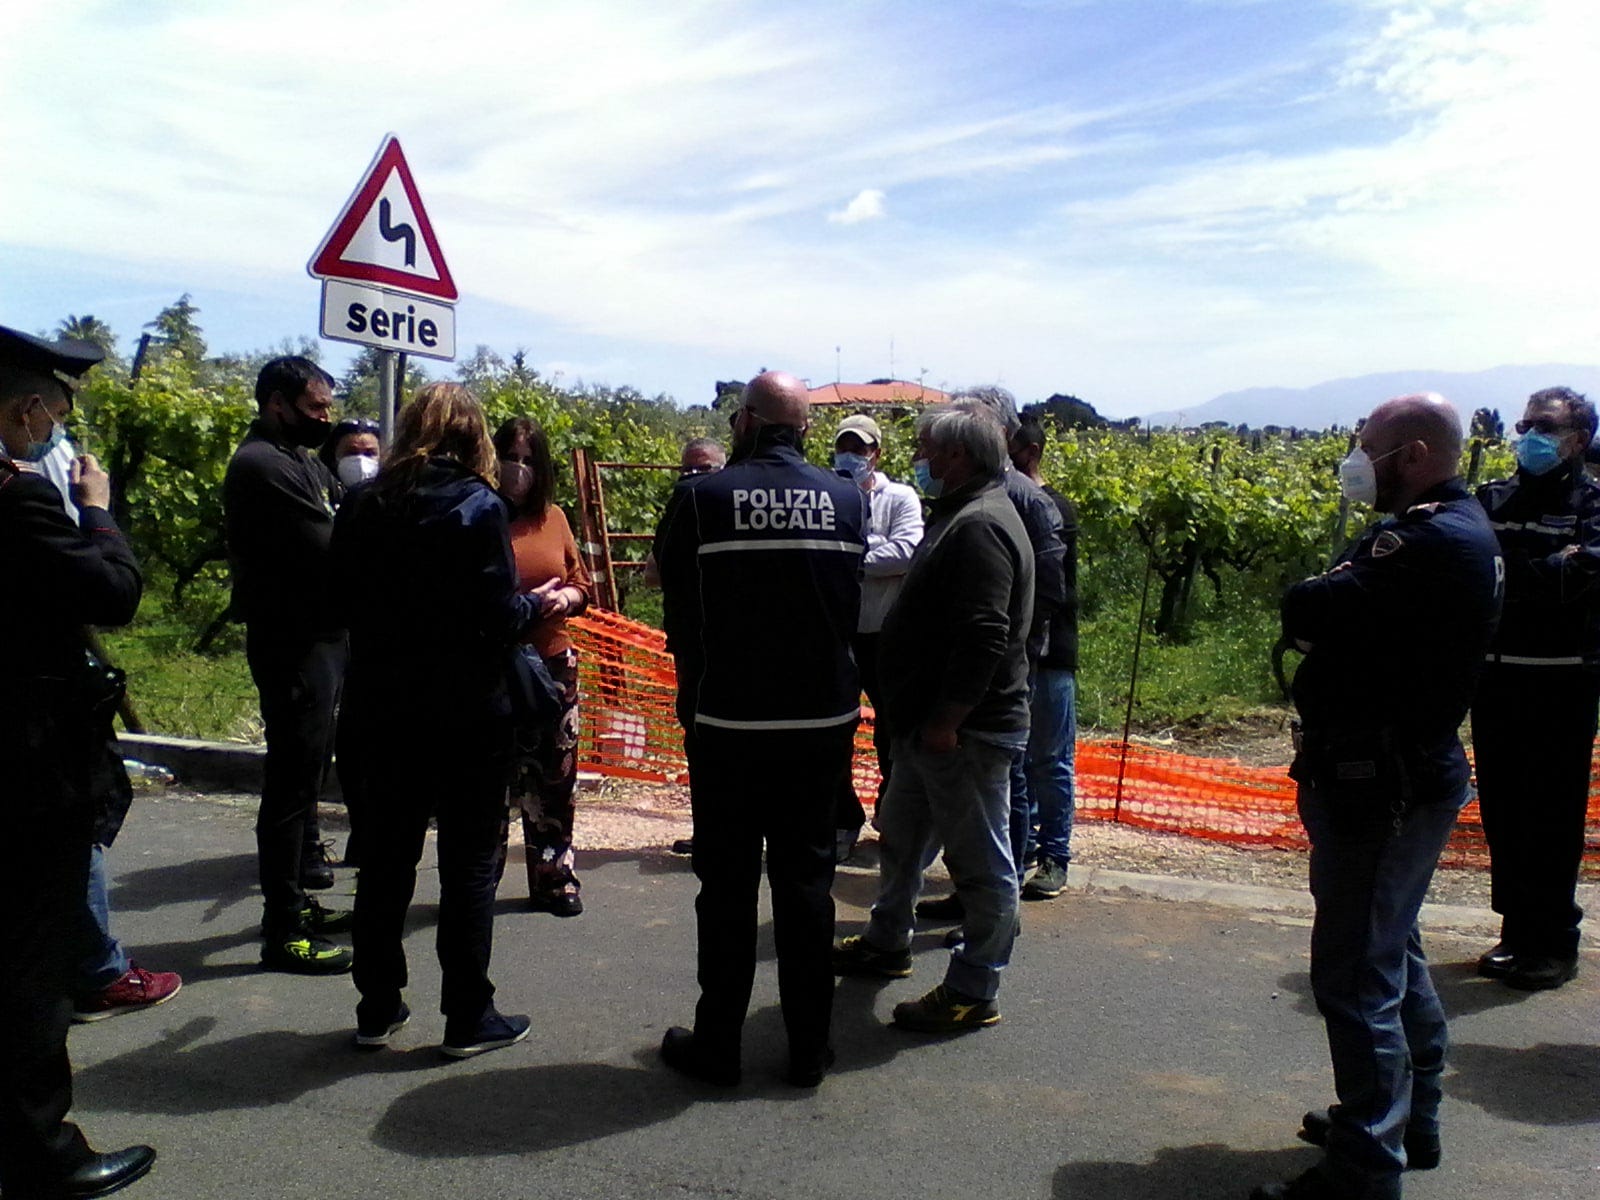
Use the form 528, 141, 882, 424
1337, 449, 1377, 507
336, 455, 378, 487
1338, 443, 1406, 508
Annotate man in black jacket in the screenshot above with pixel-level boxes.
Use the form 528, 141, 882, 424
654, 371, 865, 1089
0, 325, 157, 1198
1009, 418, 1079, 899
1256, 394, 1502, 1200
223, 357, 351, 974
1471, 385, 1600, 991
834, 404, 1034, 1035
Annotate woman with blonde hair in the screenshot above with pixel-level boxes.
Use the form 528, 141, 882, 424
332, 382, 539, 1058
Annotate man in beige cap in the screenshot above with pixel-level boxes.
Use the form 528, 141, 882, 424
831, 413, 922, 860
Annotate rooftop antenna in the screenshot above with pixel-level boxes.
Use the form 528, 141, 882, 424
835, 345, 841, 384
889, 336, 895, 380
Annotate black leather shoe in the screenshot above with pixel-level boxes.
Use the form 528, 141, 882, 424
1504, 953, 1578, 991
915, 893, 964, 922
1298, 1106, 1440, 1170
60, 1145, 156, 1197
1475, 941, 1518, 979
660, 1026, 740, 1087
787, 1045, 836, 1088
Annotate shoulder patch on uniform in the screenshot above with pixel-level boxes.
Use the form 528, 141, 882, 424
1370, 529, 1404, 558
1404, 501, 1443, 519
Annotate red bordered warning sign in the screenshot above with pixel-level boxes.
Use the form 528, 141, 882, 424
308, 134, 458, 302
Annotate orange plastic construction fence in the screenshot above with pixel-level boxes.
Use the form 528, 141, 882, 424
569, 611, 1600, 876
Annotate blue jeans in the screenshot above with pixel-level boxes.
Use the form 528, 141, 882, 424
1025, 668, 1076, 867
867, 735, 1019, 1000
1298, 783, 1465, 1196
77, 844, 129, 994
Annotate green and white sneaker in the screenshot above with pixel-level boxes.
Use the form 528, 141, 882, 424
1023, 858, 1070, 900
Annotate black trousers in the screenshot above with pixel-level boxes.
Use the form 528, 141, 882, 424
246, 628, 345, 933
1472, 663, 1600, 957
688, 724, 853, 1065
0, 799, 97, 1195
834, 634, 889, 834
353, 716, 512, 1026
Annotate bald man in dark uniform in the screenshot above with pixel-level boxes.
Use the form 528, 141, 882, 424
0, 324, 156, 1198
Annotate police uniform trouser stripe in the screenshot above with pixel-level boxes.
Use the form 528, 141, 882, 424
694, 709, 861, 731
697, 538, 862, 556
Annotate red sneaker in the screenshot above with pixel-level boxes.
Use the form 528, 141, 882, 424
73, 965, 183, 1023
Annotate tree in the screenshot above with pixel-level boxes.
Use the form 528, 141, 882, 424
57, 314, 120, 362
339, 347, 428, 415
143, 294, 207, 365
1026, 392, 1109, 431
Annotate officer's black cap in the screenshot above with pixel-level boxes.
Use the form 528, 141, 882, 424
0, 323, 106, 395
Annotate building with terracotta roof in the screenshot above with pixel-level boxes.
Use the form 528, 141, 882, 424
807, 380, 950, 407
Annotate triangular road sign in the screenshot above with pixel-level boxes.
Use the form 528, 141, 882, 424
309, 134, 458, 302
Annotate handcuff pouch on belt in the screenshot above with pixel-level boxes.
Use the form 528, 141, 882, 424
1289, 721, 1413, 832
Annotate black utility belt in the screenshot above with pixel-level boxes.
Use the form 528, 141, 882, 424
1289, 722, 1416, 825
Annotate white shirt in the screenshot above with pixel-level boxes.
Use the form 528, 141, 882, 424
858, 472, 924, 633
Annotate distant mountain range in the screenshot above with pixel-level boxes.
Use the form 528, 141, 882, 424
1139, 364, 1600, 431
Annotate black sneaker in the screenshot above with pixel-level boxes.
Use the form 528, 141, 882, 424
528, 883, 583, 917
441, 1008, 530, 1059
354, 1001, 411, 1049
259, 897, 352, 937
261, 933, 352, 975
914, 893, 964, 922
786, 1045, 836, 1089
301, 840, 336, 891
891, 983, 999, 1033
1298, 1106, 1440, 1170
659, 1026, 741, 1087
832, 934, 912, 979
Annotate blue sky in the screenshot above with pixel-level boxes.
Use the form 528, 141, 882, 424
3, 0, 1596, 418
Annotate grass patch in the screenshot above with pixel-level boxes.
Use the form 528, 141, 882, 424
101, 616, 259, 744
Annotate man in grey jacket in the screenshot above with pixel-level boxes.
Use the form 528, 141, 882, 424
833, 405, 1034, 1033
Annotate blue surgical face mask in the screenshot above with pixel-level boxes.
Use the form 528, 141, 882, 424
1515, 430, 1564, 476
20, 403, 69, 464
833, 451, 872, 486
912, 457, 943, 499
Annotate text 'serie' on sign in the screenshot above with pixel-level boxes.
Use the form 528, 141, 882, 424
309, 134, 457, 360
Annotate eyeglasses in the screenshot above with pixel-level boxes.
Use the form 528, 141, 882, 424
1514, 419, 1571, 437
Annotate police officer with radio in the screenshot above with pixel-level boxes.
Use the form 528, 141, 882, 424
1255, 394, 1502, 1200
1472, 385, 1600, 991
0, 324, 156, 1198
653, 370, 865, 1089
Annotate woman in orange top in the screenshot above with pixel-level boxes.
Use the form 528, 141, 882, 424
493, 417, 593, 916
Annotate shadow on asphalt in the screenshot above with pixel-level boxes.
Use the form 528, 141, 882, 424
1052, 1145, 1318, 1200
1274, 958, 1532, 1022
74, 1016, 441, 1112
1448, 1042, 1600, 1125
107, 851, 258, 923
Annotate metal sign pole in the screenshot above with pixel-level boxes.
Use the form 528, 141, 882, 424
378, 349, 398, 448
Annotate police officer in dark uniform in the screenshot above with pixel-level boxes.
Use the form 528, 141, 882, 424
223, 357, 351, 974
1254, 394, 1503, 1200
1470, 386, 1600, 991
0, 325, 156, 1197
653, 370, 865, 1089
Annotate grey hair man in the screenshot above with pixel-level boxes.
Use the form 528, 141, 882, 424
914, 386, 1065, 924
834, 404, 1034, 1033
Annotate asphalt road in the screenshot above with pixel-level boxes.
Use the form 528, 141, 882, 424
66, 790, 1598, 1200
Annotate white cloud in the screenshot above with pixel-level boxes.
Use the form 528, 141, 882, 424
827, 189, 887, 225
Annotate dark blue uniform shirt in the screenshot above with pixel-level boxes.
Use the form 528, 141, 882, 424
1283, 478, 1503, 801
654, 430, 865, 732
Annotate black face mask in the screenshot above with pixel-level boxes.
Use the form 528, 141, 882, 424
282, 403, 332, 450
